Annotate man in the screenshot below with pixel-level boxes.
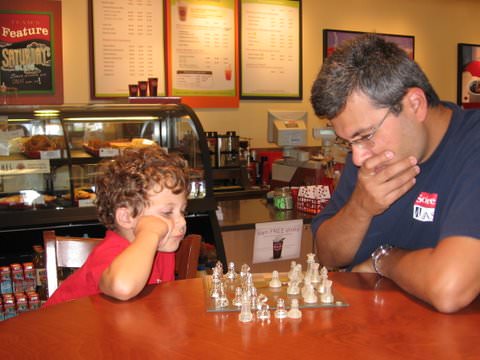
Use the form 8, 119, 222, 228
310, 34, 480, 313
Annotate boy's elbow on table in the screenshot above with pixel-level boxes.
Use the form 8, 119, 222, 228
100, 276, 142, 301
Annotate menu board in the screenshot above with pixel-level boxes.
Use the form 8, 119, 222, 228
240, 0, 301, 99
90, 0, 166, 98
167, 0, 238, 107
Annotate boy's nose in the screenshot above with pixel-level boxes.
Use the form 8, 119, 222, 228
176, 216, 187, 229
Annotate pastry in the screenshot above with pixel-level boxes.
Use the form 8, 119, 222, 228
24, 135, 65, 152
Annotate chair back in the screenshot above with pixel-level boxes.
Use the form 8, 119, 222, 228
43, 230, 102, 297
175, 234, 202, 280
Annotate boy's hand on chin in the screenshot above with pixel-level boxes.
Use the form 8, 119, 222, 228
135, 215, 173, 244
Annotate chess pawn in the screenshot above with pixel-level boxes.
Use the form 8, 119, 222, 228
287, 279, 300, 295
320, 279, 334, 304
224, 261, 238, 281
232, 287, 243, 307
269, 270, 282, 288
257, 303, 271, 321
239, 292, 253, 323
256, 293, 268, 310
287, 299, 302, 319
274, 298, 288, 319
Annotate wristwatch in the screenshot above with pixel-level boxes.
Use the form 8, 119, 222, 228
371, 244, 394, 276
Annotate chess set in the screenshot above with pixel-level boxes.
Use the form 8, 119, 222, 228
203, 253, 349, 322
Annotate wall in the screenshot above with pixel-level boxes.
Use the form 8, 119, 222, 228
61, 0, 480, 147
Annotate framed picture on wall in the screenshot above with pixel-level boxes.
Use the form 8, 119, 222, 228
457, 43, 480, 108
323, 29, 414, 60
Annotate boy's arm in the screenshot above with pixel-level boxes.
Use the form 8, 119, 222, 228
99, 216, 172, 300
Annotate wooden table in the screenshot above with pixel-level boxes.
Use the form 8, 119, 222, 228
1, 272, 479, 359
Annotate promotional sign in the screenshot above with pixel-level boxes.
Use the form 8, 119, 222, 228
0, 1, 63, 104
0, 12, 53, 93
253, 219, 302, 264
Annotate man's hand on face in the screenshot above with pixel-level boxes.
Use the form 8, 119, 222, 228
351, 151, 420, 217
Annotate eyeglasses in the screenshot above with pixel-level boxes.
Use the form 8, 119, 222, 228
349, 109, 391, 148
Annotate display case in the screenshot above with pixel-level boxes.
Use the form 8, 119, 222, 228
0, 103, 225, 266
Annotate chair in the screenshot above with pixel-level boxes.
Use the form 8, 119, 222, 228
175, 234, 202, 280
43, 230, 201, 298
43, 230, 102, 298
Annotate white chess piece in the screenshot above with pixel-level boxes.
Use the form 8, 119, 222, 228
294, 264, 304, 282
320, 279, 334, 304
311, 263, 321, 285
302, 281, 318, 304
210, 276, 221, 298
232, 287, 243, 307
214, 260, 224, 275
239, 292, 253, 323
240, 264, 250, 279
287, 279, 300, 295
224, 261, 238, 281
257, 303, 271, 321
215, 283, 229, 308
269, 270, 282, 288
274, 298, 288, 319
304, 253, 316, 283
287, 299, 302, 319
318, 266, 329, 294
287, 261, 297, 281
301, 277, 312, 298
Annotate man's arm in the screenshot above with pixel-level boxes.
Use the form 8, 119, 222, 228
355, 236, 480, 313
314, 200, 373, 267
315, 151, 419, 267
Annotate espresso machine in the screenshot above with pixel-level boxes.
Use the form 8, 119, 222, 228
268, 111, 327, 187
206, 131, 249, 192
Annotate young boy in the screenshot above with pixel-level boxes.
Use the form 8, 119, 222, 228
45, 145, 189, 306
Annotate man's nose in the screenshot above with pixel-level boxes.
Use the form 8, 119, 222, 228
351, 146, 373, 167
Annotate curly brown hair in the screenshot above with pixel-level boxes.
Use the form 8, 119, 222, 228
95, 145, 189, 229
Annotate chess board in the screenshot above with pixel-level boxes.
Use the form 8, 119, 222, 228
203, 272, 349, 312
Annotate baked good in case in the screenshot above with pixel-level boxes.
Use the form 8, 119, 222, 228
24, 135, 65, 152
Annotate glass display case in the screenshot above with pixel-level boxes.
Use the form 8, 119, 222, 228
0, 103, 225, 266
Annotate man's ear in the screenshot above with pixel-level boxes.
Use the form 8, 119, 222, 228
405, 87, 428, 122
115, 207, 135, 230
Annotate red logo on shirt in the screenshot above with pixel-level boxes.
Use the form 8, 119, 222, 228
413, 192, 438, 222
